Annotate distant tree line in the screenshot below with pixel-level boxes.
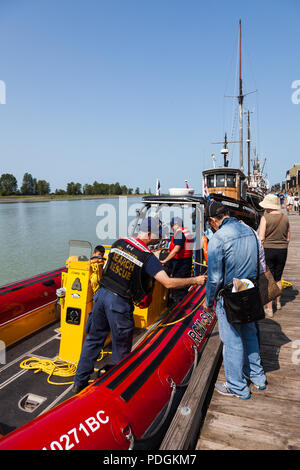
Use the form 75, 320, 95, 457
0, 172, 149, 197
0, 172, 50, 196
55, 181, 144, 196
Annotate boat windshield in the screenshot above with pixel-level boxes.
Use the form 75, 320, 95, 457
131, 202, 197, 248
68, 240, 92, 261
216, 174, 225, 187
226, 174, 236, 188
206, 175, 215, 187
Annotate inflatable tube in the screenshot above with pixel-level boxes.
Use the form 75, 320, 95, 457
0, 268, 66, 325
0, 285, 215, 450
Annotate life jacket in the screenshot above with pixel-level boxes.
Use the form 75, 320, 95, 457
100, 237, 154, 304
90, 259, 105, 294
202, 235, 208, 264
169, 227, 193, 259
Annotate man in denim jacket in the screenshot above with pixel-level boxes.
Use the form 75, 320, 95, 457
203, 201, 266, 399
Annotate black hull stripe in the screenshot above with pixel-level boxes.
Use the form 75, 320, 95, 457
93, 288, 200, 388
120, 291, 206, 402
106, 289, 205, 393
106, 321, 174, 390
93, 287, 202, 388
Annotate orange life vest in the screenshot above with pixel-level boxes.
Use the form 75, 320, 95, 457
202, 235, 208, 263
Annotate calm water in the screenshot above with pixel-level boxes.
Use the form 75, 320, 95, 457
0, 197, 142, 286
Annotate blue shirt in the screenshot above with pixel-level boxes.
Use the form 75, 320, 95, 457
144, 253, 163, 277
173, 231, 186, 249
205, 217, 259, 307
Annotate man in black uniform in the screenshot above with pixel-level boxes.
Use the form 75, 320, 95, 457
73, 217, 206, 393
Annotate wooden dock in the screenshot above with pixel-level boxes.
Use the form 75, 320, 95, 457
161, 213, 300, 450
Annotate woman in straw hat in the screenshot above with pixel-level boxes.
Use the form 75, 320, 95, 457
258, 194, 290, 317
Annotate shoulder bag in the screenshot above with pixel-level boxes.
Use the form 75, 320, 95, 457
218, 231, 265, 325
259, 268, 281, 305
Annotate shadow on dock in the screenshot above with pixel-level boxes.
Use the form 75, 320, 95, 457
281, 287, 299, 307
258, 318, 291, 374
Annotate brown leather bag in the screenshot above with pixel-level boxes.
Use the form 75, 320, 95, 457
259, 268, 281, 305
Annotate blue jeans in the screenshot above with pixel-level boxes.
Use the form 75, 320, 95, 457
74, 287, 134, 387
216, 297, 266, 396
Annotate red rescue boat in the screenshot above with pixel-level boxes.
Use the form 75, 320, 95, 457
0, 285, 215, 450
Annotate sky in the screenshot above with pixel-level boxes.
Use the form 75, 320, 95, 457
0, 0, 299, 194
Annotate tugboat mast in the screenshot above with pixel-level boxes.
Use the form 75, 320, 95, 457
237, 20, 257, 174
247, 110, 251, 181
238, 19, 244, 173
212, 21, 256, 173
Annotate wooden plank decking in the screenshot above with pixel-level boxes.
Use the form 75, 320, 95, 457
196, 213, 300, 450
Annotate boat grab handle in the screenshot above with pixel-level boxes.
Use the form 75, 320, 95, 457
122, 345, 198, 449
122, 376, 177, 450
177, 344, 198, 389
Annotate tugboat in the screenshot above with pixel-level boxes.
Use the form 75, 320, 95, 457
202, 133, 259, 229
0, 193, 215, 450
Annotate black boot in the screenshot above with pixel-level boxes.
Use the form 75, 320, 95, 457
72, 382, 88, 394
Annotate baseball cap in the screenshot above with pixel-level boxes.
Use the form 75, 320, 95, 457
170, 216, 183, 227
206, 201, 228, 218
139, 217, 161, 236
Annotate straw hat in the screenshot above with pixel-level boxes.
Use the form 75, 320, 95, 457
259, 194, 280, 210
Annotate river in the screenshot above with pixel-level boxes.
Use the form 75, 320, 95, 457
0, 197, 142, 286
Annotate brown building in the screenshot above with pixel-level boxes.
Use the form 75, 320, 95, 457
285, 164, 300, 194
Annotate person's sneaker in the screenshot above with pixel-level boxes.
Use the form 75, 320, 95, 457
253, 383, 267, 390
243, 372, 267, 390
215, 382, 251, 399
276, 301, 282, 310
